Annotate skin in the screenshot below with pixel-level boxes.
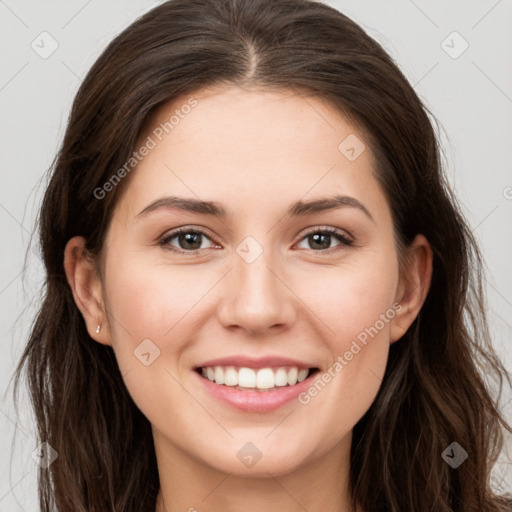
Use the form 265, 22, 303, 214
64, 84, 433, 512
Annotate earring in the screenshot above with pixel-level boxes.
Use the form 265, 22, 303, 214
96, 324, 101, 334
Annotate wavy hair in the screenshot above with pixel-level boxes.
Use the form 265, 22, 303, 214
11, 0, 512, 510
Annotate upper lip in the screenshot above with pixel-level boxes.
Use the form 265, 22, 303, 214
194, 356, 317, 370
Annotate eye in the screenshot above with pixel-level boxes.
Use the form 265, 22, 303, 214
158, 226, 354, 255
296, 227, 354, 253
158, 227, 217, 253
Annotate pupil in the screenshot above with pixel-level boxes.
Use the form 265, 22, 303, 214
180, 232, 201, 250
311, 233, 330, 250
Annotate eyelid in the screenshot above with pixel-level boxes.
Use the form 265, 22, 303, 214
299, 225, 354, 242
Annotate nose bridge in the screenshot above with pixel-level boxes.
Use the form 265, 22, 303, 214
218, 234, 295, 334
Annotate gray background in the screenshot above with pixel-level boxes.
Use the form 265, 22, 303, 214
1, 0, 511, 509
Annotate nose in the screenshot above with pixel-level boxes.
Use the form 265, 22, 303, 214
217, 246, 297, 336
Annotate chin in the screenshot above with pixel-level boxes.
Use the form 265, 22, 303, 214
198, 439, 314, 478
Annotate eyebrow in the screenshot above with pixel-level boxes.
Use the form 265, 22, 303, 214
136, 194, 374, 222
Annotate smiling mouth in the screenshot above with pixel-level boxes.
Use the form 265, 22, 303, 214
194, 365, 320, 391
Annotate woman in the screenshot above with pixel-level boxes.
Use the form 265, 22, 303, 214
12, 0, 512, 510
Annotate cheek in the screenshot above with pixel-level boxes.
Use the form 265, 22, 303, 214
301, 337, 389, 453
297, 253, 398, 423
312, 251, 399, 342
297, 294, 393, 449
101, 255, 208, 422
104, 252, 209, 341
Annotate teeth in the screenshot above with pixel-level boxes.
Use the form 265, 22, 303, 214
275, 367, 288, 386
200, 365, 311, 389
214, 366, 225, 385
298, 368, 309, 382
256, 368, 274, 389
239, 367, 256, 388
287, 367, 298, 385
224, 366, 238, 386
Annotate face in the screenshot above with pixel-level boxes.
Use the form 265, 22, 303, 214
88, 85, 417, 477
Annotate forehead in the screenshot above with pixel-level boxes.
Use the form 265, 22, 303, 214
113, 84, 389, 224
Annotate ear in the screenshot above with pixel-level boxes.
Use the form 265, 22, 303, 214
390, 234, 433, 343
63, 236, 110, 346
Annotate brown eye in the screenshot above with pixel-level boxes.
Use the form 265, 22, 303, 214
296, 228, 353, 253
159, 228, 216, 253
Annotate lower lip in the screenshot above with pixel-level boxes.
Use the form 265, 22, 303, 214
193, 369, 318, 413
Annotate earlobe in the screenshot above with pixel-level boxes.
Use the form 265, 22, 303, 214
390, 234, 433, 343
63, 236, 111, 346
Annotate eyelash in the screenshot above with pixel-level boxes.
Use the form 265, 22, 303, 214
157, 226, 354, 255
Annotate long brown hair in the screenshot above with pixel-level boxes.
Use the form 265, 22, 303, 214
11, 0, 512, 510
